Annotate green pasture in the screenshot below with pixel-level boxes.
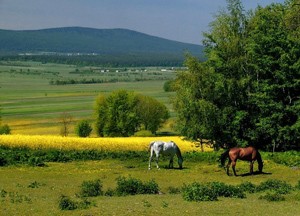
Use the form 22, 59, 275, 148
0, 157, 299, 216
0, 61, 176, 135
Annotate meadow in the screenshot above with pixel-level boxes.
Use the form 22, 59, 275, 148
1, 61, 299, 215
0, 60, 177, 135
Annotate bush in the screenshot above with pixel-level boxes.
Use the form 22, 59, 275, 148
167, 186, 181, 194
259, 192, 285, 202
115, 176, 159, 196
79, 179, 103, 197
238, 181, 257, 193
182, 182, 218, 201
257, 179, 293, 194
58, 195, 93, 210
296, 180, 300, 190
59, 195, 78, 210
0, 124, 11, 134
75, 120, 92, 137
268, 151, 300, 167
208, 182, 246, 198
132, 130, 155, 137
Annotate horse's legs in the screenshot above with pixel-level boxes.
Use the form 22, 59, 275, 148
232, 161, 237, 176
148, 152, 153, 170
155, 155, 160, 169
249, 161, 254, 174
169, 156, 174, 169
226, 161, 231, 176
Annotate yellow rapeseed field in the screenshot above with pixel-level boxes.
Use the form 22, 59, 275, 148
0, 135, 212, 152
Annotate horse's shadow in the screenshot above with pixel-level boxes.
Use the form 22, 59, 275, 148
239, 171, 272, 177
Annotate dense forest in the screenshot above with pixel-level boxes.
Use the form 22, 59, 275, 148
0, 27, 204, 66
174, 0, 299, 151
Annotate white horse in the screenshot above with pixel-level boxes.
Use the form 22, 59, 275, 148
148, 141, 183, 170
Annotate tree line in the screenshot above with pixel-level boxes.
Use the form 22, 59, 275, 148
173, 0, 299, 151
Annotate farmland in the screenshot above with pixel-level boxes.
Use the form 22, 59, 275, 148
0, 61, 177, 135
1, 60, 299, 215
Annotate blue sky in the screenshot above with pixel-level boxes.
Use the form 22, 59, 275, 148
0, 0, 285, 44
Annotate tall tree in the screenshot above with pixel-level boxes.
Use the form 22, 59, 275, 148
136, 94, 169, 134
246, 1, 300, 150
95, 90, 169, 137
174, 0, 299, 151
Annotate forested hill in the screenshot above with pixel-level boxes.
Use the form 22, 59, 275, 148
0, 27, 204, 62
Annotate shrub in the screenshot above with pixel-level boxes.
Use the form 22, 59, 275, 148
133, 130, 154, 137
0, 124, 11, 134
167, 186, 181, 194
257, 179, 293, 194
141, 179, 159, 194
115, 176, 159, 196
296, 180, 300, 190
79, 179, 103, 197
208, 182, 246, 198
104, 188, 115, 197
0, 157, 8, 166
75, 120, 92, 137
182, 182, 218, 201
267, 151, 300, 167
59, 195, 78, 210
259, 192, 285, 202
238, 181, 257, 193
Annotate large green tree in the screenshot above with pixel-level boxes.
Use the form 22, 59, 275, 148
95, 90, 139, 137
174, 0, 299, 151
246, 1, 300, 150
95, 90, 169, 137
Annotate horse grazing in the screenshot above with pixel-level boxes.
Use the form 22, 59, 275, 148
220, 146, 263, 176
148, 141, 183, 170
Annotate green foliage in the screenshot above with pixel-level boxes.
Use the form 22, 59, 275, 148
75, 120, 92, 137
115, 176, 159, 196
95, 90, 169, 136
182, 182, 218, 201
0, 124, 11, 135
259, 193, 286, 202
238, 181, 257, 193
79, 179, 103, 197
296, 180, 300, 190
58, 195, 78, 210
267, 151, 300, 167
163, 80, 176, 92
175, 0, 299, 150
167, 186, 181, 194
132, 130, 155, 137
208, 181, 246, 198
257, 179, 293, 194
58, 195, 94, 211
136, 94, 169, 134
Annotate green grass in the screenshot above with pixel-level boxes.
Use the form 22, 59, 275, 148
0, 159, 299, 215
0, 60, 176, 135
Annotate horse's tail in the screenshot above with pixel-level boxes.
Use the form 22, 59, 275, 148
148, 141, 155, 152
220, 149, 230, 167
175, 144, 183, 159
174, 143, 183, 169
256, 150, 263, 172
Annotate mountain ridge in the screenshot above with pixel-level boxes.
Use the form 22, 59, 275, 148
0, 27, 204, 56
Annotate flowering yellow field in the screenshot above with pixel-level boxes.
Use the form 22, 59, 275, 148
0, 135, 212, 152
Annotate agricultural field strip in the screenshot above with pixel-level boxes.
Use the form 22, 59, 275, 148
0, 135, 210, 152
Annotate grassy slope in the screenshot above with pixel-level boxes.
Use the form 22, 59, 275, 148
0, 159, 299, 215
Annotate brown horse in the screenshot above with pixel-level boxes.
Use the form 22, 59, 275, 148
220, 146, 263, 176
